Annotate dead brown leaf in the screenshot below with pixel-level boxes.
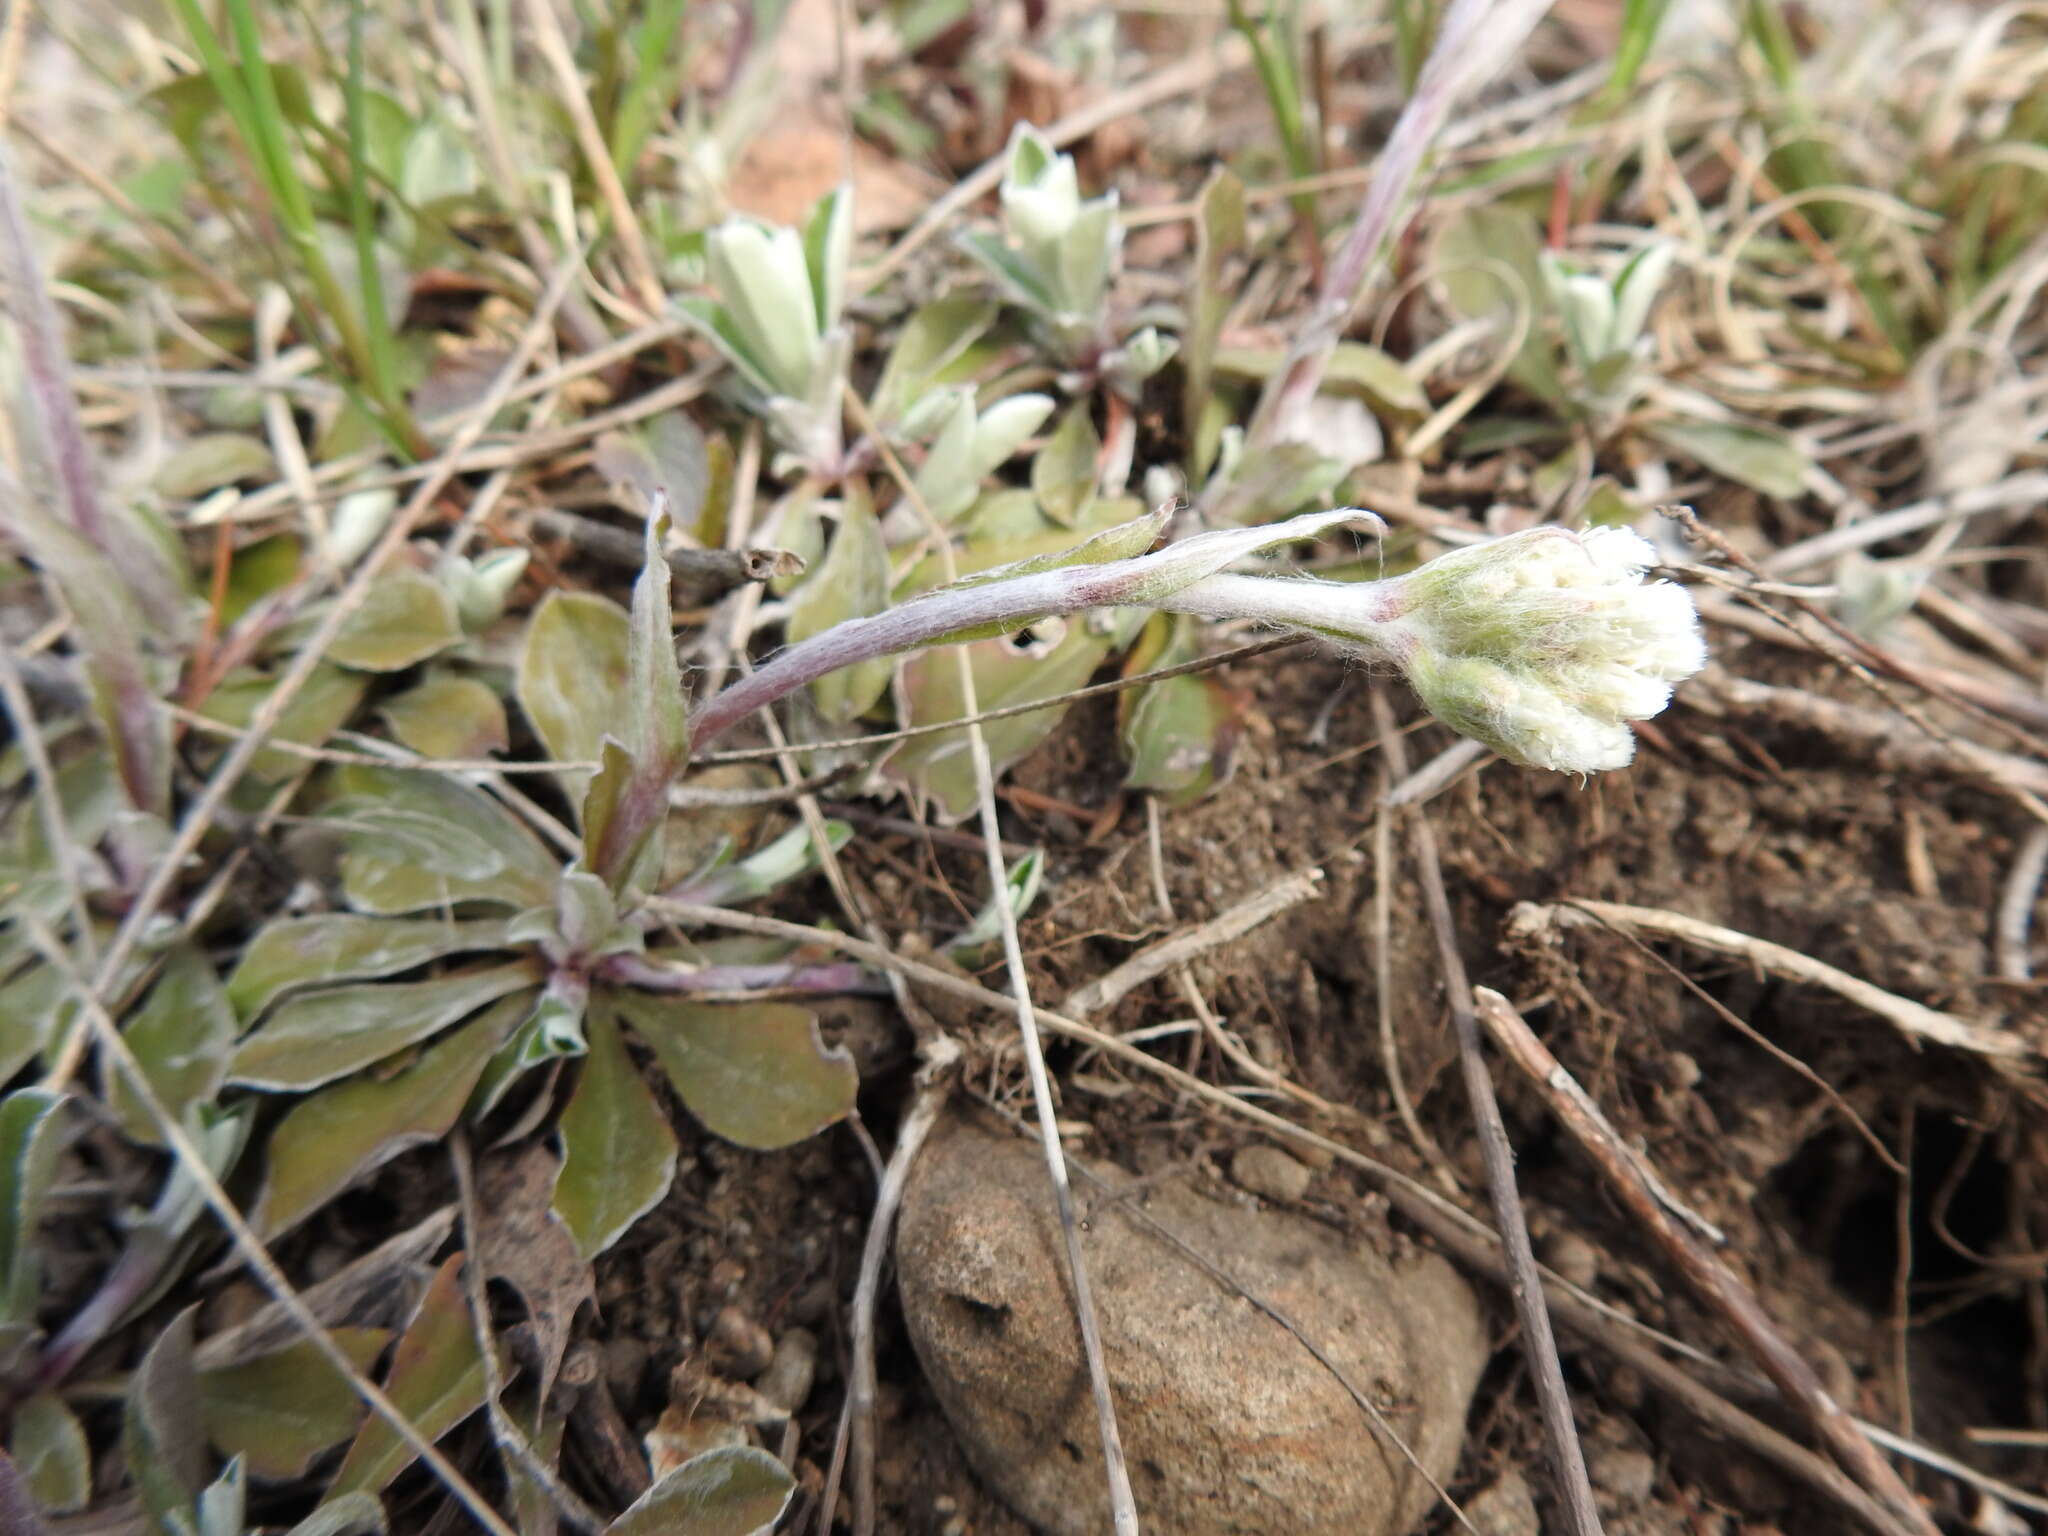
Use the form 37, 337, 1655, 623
475, 1142, 594, 1400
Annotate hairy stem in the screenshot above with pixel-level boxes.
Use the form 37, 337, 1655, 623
1238, 0, 1554, 453
1156, 571, 1408, 653
689, 564, 1121, 747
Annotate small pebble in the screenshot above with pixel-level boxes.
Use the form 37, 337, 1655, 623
756, 1327, 819, 1414
1542, 1231, 1601, 1290
1662, 1051, 1702, 1091
1231, 1144, 1312, 1203
705, 1305, 775, 1379
1589, 1445, 1658, 1511
1464, 1469, 1540, 1536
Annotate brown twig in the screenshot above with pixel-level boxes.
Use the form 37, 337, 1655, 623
1472, 988, 1941, 1536
1690, 667, 2048, 807
1375, 702, 1605, 1536
1511, 899, 2034, 1067
1060, 867, 1325, 1017
530, 507, 803, 606
818, 1035, 961, 1536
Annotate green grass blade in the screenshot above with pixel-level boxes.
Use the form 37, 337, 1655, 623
344, 0, 404, 433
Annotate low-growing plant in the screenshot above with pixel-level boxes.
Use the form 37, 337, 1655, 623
961, 124, 1177, 392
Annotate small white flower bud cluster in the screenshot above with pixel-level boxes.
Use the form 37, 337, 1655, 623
1388, 526, 1705, 773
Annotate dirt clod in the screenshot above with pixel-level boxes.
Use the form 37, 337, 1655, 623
896, 1107, 1490, 1536
1230, 1142, 1313, 1203
704, 1304, 774, 1379
1463, 1469, 1541, 1536
1589, 1444, 1660, 1511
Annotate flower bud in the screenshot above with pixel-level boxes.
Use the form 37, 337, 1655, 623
1389, 526, 1705, 772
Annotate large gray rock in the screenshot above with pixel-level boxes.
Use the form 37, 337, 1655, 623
896, 1110, 1491, 1536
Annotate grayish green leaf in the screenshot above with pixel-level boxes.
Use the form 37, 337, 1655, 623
605, 1447, 795, 1536
1186, 167, 1245, 478
257, 995, 529, 1235
328, 765, 558, 915
12, 1391, 90, 1513
380, 673, 509, 760
1647, 418, 1812, 500
585, 501, 690, 891
326, 568, 464, 672
200, 1329, 388, 1480
889, 619, 1123, 822
672, 821, 853, 907
153, 434, 277, 499
327, 1255, 487, 1500
229, 914, 515, 1022
109, 946, 234, 1146
620, 994, 856, 1151
200, 663, 369, 784
552, 1002, 677, 1260
123, 1307, 205, 1530
785, 487, 894, 724
0, 1087, 69, 1325
229, 962, 539, 1091
517, 591, 629, 803
1030, 403, 1100, 526
872, 295, 998, 424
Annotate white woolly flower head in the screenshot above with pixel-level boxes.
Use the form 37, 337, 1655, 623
1390, 526, 1705, 773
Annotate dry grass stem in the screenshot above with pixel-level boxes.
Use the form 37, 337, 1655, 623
1515, 898, 2036, 1066
1473, 988, 1942, 1536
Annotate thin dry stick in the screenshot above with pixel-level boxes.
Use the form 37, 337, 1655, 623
847, 389, 1140, 1533
437, 0, 614, 361
22, 919, 518, 1536
84, 242, 589, 1008
521, 0, 665, 316
220, 360, 713, 526
1061, 866, 1325, 1017
1369, 691, 1457, 1191
0, 640, 96, 972
1517, 899, 2034, 1066
1692, 666, 2048, 804
255, 284, 328, 561
1472, 988, 1940, 1536
1139, 799, 1305, 1104
449, 1132, 605, 1536
1995, 825, 2048, 982
838, 1037, 960, 1536
1378, 707, 1604, 1536
11, 115, 246, 311
1561, 910, 1904, 1176
643, 900, 1941, 1536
